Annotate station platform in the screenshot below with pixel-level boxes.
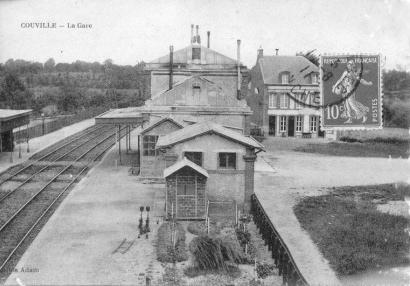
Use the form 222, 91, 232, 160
0, 118, 95, 174
4, 126, 165, 286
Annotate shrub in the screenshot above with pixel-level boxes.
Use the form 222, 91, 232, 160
157, 222, 188, 263
256, 262, 276, 279
339, 136, 363, 143
189, 236, 245, 271
187, 221, 221, 236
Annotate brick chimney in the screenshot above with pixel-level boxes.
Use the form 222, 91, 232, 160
257, 46, 263, 61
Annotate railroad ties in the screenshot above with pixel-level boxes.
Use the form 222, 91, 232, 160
0, 124, 132, 279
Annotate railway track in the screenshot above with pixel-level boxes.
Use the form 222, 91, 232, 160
0, 124, 130, 278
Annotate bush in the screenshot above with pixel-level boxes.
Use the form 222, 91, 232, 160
256, 262, 276, 279
157, 222, 188, 263
187, 221, 221, 236
189, 236, 245, 271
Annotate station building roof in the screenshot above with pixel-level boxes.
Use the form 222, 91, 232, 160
156, 121, 264, 150
164, 157, 209, 178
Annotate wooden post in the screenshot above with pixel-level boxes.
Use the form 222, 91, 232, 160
125, 125, 129, 153
26, 123, 30, 153
128, 125, 132, 151
118, 125, 122, 165
9, 131, 13, 163
18, 126, 21, 158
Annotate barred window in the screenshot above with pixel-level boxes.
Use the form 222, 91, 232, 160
192, 48, 201, 60
280, 116, 287, 132
219, 153, 236, 169
269, 94, 277, 108
296, 116, 303, 132
310, 116, 318, 132
280, 94, 289, 108
143, 135, 159, 156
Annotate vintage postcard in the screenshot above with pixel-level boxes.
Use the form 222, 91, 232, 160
0, 1, 409, 286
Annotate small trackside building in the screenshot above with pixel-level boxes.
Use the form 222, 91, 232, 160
0, 109, 32, 154
156, 121, 264, 219
246, 49, 332, 139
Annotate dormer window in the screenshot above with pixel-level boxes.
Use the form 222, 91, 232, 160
311, 73, 319, 84
280, 72, 290, 84
192, 48, 201, 60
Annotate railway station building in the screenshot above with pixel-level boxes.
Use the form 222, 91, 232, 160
246, 48, 334, 139
0, 109, 32, 156
96, 25, 264, 217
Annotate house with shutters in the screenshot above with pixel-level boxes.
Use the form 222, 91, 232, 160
155, 121, 264, 219
247, 48, 333, 138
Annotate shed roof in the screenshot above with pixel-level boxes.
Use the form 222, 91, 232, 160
0, 109, 32, 121
164, 157, 209, 178
259, 56, 318, 85
156, 121, 264, 150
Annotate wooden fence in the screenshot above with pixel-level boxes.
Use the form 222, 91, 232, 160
251, 194, 309, 286
13, 107, 109, 143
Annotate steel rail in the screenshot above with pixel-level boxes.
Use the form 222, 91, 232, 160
0, 133, 121, 272
0, 125, 109, 185
0, 127, 127, 233
0, 126, 115, 203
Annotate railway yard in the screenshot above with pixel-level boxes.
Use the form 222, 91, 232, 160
0, 124, 130, 282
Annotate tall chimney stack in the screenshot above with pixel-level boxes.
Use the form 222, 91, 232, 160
191, 24, 194, 44
169, 46, 174, 90
237, 39, 241, 100
196, 25, 201, 44
275, 49, 279, 56
257, 46, 263, 61
207, 31, 210, 48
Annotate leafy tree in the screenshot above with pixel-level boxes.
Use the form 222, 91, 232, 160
56, 83, 81, 113
44, 58, 55, 73
296, 50, 319, 67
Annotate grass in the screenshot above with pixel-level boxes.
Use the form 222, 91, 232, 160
295, 140, 409, 158
294, 183, 410, 276
295, 127, 410, 158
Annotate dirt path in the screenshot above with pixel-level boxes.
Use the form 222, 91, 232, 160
254, 137, 410, 286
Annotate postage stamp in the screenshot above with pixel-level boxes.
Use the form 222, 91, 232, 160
320, 54, 382, 130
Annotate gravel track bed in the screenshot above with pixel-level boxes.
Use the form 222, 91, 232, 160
56, 129, 118, 162
0, 182, 46, 227
0, 182, 69, 263
0, 183, 76, 284
29, 125, 105, 160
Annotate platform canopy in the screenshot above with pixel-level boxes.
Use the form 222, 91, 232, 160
95, 108, 146, 125
0, 109, 32, 133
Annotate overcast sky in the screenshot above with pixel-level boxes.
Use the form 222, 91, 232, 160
0, 0, 409, 71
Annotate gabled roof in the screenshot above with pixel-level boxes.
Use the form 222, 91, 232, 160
259, 56, 318, 85
156, 121, 265, 150
164, 157, 209, 178
148, 44, 238, 65
145, 75, 248, 108
140, 115, 184, 135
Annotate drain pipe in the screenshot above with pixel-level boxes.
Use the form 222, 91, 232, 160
169, 45, 174, 90
237, 39, 241, 100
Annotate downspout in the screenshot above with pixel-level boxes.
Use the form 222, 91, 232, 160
169, 45, 174, 90
237, 39, 241, 100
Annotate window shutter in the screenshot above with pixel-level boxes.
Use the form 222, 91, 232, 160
287, 94, 290, 109
277, 93, 280, 108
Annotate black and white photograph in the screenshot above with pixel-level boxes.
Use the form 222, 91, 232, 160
0, 0, 409, 285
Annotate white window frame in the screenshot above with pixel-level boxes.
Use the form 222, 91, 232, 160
296, 116, 303, 132
310, 116, 318, 132
280, 94, 288, 109
312, 73, 318, 84
269, 93, 277, 108
280, 116, 287, 132
281, 73, 289, 84
295, 93, 302, 109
